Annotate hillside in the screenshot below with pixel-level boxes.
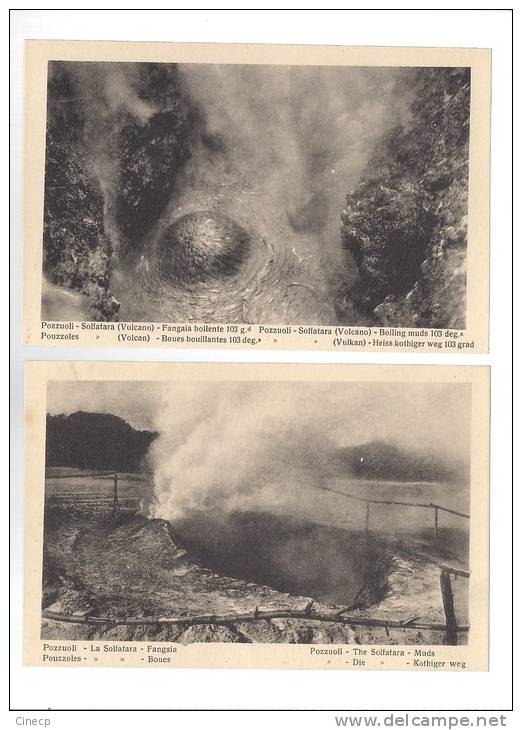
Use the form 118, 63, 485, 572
45, 411, 157, 472
335, 440, 464, 483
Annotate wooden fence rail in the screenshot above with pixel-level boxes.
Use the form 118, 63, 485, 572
316, 485, 469, 543
46, 471, 149, 517
42, 566, 470, 645
45, 472, 149, 481
45, 472, 115, 480
46, 473, 470, 541
42, 603, 469, 638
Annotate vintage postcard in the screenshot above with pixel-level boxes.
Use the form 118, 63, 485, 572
24, 361, 489, 670
23, 41, 490, 352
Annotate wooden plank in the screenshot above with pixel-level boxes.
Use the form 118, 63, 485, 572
45, 472, 114, 480
439, 569, 459, 645
438, 564, 471, 579
112, 472, 120, 517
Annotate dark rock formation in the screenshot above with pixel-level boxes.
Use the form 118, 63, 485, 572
43, 63, 119, 321
43, 139, 119, 320
113, 63, 194, 249
43, 61, 196, 318
340, 67, 471, 328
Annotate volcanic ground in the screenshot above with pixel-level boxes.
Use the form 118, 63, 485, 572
41, 500, 469, 646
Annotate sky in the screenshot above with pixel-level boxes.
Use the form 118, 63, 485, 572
46, 378, 471, 458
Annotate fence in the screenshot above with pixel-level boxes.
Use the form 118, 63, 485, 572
315, 484, 470, 544
45, 470, 148, 516
46, 472, 470, 542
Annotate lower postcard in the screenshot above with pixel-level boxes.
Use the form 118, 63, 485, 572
23, 361, 490, 670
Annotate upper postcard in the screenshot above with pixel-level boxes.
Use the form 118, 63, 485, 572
23, 41, 491, 352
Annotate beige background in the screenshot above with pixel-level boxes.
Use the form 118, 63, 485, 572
24, 361, 490, 670
22, 41, 491, 352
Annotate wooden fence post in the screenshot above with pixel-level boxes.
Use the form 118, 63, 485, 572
365, 502, 370, 534
433, 506, 439, 543
112, 472, 120, 518
439, 569, 458, 645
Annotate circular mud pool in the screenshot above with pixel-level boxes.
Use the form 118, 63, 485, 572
157, 210, 251, 285
172, 510, 392, 609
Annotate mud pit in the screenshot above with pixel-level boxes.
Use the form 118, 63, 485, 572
156, 211, 251, 285
41, 502, 468, 645
112, 145, 353, 326
41, 63, 471, 328
172, 510, 391, 608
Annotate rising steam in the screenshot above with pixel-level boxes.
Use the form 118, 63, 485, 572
46, 379, 471, 527
147, 381, 471, 523
178, 64, 405, 214
46, 61, 416, 324
171, 64, 409, 293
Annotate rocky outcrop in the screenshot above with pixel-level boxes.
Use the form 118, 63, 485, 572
43, 63, 119, 320
43, 62, 195, 318
113, 63, 194, 250
43, 138, 119, 321
340, 67, 471, 329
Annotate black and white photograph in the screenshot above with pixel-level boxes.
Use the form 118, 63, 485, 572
40, 58, 472, 330
39, 376, 475, 651
11, 7, 512, 719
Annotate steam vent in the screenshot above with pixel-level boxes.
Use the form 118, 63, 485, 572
158, 210, 250, 285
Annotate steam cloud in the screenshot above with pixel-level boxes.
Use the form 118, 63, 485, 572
47, 379, 471, 525
179, 63, 405, 206
146, 381, 471, 522
50, 61, 408, 227
174, 64, 409, 283
46, 61, 418, 323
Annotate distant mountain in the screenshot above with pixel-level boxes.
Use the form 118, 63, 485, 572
45, 411, 158, 472
335, 440, 464, 483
